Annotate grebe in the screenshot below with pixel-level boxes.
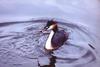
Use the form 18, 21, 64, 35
42, 20, 68, 51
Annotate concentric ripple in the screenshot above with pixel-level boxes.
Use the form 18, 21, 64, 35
0, 18, 99, 67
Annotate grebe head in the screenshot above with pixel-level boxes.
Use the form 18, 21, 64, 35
44, 20, 58, 32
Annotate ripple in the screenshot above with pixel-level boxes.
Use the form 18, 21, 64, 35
0, 18, 99, 67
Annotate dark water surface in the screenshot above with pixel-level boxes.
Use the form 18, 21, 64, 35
0, 19, 99, 67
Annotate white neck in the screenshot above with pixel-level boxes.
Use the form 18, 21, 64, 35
45, 30, 54, 50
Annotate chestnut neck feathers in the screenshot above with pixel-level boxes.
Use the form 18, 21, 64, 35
46, 20, 58, 32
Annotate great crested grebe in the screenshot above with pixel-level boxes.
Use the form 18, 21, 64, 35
42, 20, 68, 51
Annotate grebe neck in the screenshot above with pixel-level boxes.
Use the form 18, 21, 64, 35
45, 30, 55, 50
52, 25, 58, 32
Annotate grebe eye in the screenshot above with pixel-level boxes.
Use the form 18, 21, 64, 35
46, 27, 49, 29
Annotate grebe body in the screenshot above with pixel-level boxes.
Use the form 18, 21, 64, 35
43, 20, 68, 51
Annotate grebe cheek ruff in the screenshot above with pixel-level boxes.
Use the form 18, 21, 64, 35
47, 24, 57, 30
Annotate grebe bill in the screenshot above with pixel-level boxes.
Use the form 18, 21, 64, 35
45, 30, 54, 50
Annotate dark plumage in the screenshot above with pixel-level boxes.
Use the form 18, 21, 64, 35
51, 30, 68, 50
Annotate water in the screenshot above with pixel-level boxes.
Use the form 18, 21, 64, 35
0, 18, 99, 67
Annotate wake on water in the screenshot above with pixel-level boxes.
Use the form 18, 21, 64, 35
0, 18, 100, 67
